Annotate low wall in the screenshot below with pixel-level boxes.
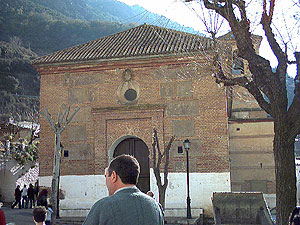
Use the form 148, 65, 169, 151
39, 170, 231, 217
212, 192, 274, 225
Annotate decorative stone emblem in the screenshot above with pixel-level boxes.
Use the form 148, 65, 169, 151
117, 69, 140, 105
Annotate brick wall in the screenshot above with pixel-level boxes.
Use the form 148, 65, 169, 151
36, 55, 230, 176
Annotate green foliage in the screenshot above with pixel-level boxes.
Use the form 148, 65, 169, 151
10, 139, 39, 166
2, 132, 39, 166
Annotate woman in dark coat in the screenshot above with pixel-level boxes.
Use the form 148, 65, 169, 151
37, 189, 48, 207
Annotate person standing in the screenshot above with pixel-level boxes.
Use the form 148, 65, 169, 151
83, 155, 164, 225
37, 189, 48, 207
21, 184, 28, 208
11, 185, 22, 209
147, 191, 165, 216
28, 184, 35, 208
34, 181, 39, 206
45, 205, 53, 225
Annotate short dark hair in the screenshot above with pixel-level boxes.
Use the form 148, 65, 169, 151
108, 155, 140, 185
33, 206, 46, 222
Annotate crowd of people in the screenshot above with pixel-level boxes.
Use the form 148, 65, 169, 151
9, 181, 53, 224
11, 182, 39, 209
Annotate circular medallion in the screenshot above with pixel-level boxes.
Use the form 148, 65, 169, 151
124, 89, 137, 101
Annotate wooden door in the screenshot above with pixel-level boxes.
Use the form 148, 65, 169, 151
113, 138, 150, 193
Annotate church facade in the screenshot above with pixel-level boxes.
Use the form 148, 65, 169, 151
33, 24, 271, 217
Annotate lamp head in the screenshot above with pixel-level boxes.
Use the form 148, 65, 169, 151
183, 139, 191, 150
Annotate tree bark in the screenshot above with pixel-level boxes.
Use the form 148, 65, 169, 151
273, 120, 296, 224
50, 132, 61, 224
152, 128, 174, 209
159, 187, 167, 209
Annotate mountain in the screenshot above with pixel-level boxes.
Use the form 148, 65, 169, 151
0, 0, 197, 56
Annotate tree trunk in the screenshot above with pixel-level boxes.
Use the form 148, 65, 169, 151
159, 186, 167, 209
273, 121, 296, 225
50, 132, 61, 224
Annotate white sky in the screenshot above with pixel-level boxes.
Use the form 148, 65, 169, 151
118, 0, 299, 77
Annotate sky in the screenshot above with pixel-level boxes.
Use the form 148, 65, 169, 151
118, 0, 299, 77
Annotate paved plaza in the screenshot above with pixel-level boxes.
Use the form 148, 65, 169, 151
2, 206, 34, 225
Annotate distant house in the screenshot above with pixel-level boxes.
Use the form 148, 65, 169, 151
33, 24, 274, 217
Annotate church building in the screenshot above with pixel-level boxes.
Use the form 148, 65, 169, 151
33, 24, 272, 217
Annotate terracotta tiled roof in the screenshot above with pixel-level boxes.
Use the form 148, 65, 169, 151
33, 24, 212, 65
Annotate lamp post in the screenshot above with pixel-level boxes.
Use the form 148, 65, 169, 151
183, 139, 192, 219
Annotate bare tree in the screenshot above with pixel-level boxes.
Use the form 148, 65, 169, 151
182, 0, 300, 224
41, 107, 79, 224
152, 128, 175, 209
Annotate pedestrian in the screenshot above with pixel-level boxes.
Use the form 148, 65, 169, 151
11, 185, 22, 209
0, 202, 6, 225
28, 183, 35, 208
34, 181, 39, 206
37, 189, 48, 207
83, 154, 164, 225
33, 206, 46, 225
147, 190, 165, 216
21, 184, 28, 208
45, 205, 53, 225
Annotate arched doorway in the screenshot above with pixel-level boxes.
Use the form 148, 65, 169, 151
113, 137, 150, 193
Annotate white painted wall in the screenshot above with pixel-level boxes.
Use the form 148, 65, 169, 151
39, 170, 231, 217
0, 166, 17, 202
0, 160, 36, 202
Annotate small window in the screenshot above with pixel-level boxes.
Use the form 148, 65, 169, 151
124, 89, 137, 101
64, 150, 69, 157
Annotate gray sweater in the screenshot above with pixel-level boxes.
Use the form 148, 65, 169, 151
83, 186, 164, 225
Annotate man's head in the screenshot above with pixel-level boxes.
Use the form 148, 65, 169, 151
33, 206, 46, 224
105, 155, 140, 196
147, 191, 154, 198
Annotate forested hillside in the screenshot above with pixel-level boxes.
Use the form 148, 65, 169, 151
0, 0, 137, 55
0, 37, 40, 122
0, 0, 196, 56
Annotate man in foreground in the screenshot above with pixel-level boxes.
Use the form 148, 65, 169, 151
83, 155, 164, 225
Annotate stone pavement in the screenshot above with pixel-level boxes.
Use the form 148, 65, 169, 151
1, 205, 203, 225
2, 206, 34, 225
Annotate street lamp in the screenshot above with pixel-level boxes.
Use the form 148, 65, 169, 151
183, 139, 192, 219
